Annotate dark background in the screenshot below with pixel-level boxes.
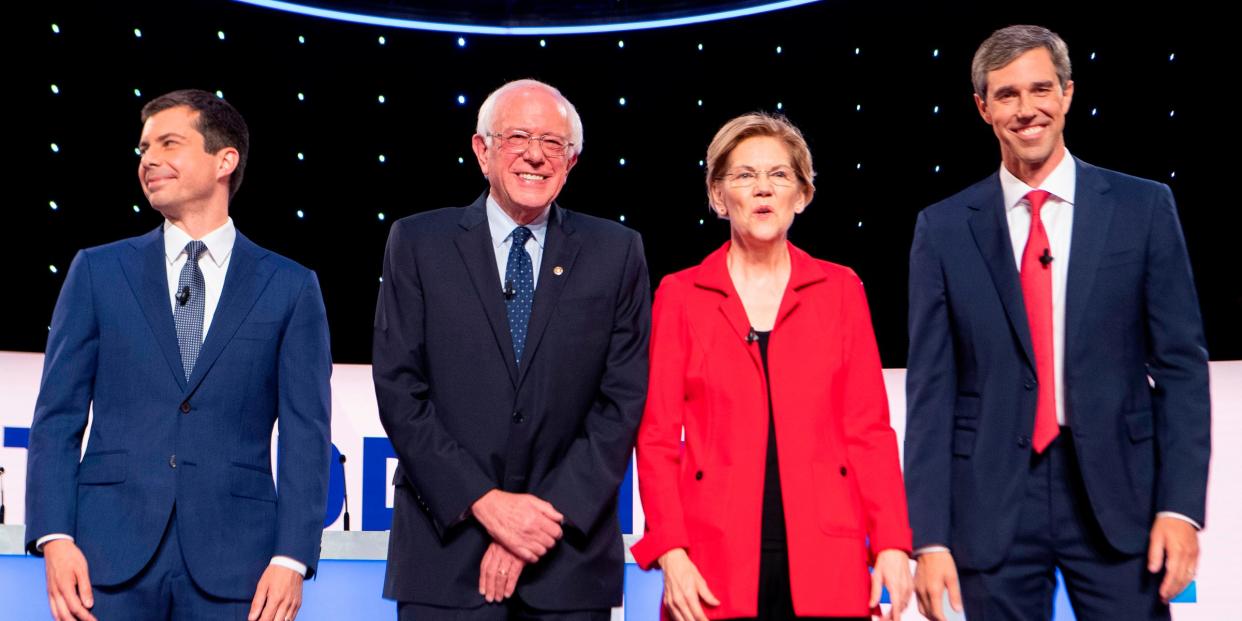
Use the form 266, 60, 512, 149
11, 1, 1238, 366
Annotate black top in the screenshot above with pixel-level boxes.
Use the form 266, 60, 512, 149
754, 330, 787, 551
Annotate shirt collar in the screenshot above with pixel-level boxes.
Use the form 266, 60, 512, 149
1000, 147, 1077, 212
486, 195, 549, 250
163, 217, 236, 268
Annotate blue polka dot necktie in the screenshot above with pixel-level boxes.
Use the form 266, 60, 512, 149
174, 240, 207, 381
505, 226, 534, 366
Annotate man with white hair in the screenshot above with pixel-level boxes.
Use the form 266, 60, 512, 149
373, 79, 651, 620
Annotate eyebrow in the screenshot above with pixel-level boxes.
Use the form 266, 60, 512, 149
992, 80, 1056, 98
138, 132, 186, 148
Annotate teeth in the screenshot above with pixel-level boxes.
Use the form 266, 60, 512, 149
519, 173, 545, 180
1019, 126, 1043, 136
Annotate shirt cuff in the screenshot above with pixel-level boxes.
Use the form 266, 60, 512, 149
912, 545, 951, 558
270, 556, 308, 577
36, 533, 74, 552
1156, 511, 1202, 530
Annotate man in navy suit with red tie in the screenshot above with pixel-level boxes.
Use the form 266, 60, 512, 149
904, 25, 1210, 620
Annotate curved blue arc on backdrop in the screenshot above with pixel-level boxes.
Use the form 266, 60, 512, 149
232, 0, 820, 35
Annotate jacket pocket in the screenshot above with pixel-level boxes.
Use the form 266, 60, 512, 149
229, 463, 277, 502
812, 459, 865, 537
78, 450, 127, 485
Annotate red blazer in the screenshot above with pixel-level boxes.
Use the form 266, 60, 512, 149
630, 242, 911, 618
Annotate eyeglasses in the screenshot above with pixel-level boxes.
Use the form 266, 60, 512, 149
721, 167, 798, 188
489, 131, 574, 157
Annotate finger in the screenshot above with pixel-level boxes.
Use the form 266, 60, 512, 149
74, 564, 94, 611
534, 500, 564, 524
49, 593, 69, 621
1147, 530, 1165, 573
479, 546, 496, 597
871, 569, 883, 608
504, 564, 520, 597
928, 582, 945, 621
698, 577, 720, 607
947, 573, 963, 613
258, 591, 280, 621
665, 598, 686, 621
248, 583, 268, 621
684, 584, 709, 621
493, 561, 509, 602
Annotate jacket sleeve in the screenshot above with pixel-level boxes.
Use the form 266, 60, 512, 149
273, 270, 333, 577
534, 232, 652, 536
903, 211, 957, 550
839, 272, 912, 557
372, 220, 497, 537
628, 275, 691, 569
25, 250, 99, 554
1143, 186, 1211, 525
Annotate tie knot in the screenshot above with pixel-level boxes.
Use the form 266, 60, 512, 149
1025, 190, 1052, 216
511, 226, 532, 247
184, 240, 207, 262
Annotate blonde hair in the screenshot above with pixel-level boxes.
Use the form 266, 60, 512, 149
705, 112, 815, 211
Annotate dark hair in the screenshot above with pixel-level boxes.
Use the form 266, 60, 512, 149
141, 89, 250, 199
972, 25, 1072, 101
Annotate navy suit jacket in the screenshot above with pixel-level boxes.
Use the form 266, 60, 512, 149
373, 194, 650, 609
25, 227, 332, 600
904, 158, 1210, 571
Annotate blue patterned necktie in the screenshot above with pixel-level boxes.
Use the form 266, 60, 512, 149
505, 226, 534, 366
174, 240, 207, 380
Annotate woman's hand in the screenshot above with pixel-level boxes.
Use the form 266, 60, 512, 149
871, 549, 912, 620
658, 548, 720, 621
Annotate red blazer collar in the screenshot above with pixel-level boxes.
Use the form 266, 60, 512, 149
692, 240, 829, 335
692, 240, 829, 295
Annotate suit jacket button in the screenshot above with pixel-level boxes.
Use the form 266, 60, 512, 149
169, 454, 177, 468
694, 470, 703, 481
180, 401, 191, 413
1017, 437, 1030, 448
512, 411, 525, 424
840, 466, 848, 476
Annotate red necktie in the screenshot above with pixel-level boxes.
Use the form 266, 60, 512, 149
1021, 190, 1059, 453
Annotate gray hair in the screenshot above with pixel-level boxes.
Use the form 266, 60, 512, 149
476, 79, 584, 156
972, 25, 1072, 100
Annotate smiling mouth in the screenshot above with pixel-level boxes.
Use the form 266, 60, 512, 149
1015, 125, 1046, 138
517, 173, 548, 181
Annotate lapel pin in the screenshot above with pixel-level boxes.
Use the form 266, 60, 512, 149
553, 266, 564, 276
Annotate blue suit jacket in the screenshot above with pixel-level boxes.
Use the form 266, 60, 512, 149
372, 194, 650, 609
25, 227, 332, 600
904, 159, 1210, 571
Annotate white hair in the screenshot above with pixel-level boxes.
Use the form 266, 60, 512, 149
476, 79, 584, 156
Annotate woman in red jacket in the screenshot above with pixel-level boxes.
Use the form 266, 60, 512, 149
630, 113, 912, 621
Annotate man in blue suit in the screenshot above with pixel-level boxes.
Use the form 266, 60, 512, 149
373, 79, 650, 620
25, 89, 332, 621
905, 25, 1210, 621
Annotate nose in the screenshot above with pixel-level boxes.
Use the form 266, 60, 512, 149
1015, 92, 1036, 119
752, 172, 776, 195
521, 139, 547, 164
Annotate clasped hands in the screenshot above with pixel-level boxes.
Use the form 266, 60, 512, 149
471, 489, 565, 603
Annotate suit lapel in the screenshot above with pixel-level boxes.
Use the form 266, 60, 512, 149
694, 243, 763, 372
967, 177, 1036, 371
454, 195, 519, 387
185, 232, 276, 393
1064, 160, 1115, 357
120, 227, 187, 390
517, 205, 581, 388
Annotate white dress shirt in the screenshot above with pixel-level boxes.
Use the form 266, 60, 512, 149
487, 195, 549, 291
1001, 149, 1076, 427
38, 218, 308, 576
